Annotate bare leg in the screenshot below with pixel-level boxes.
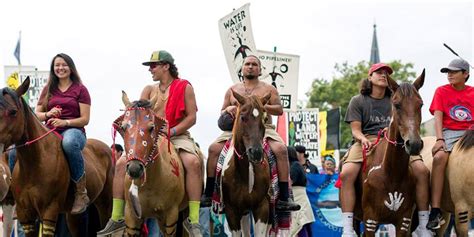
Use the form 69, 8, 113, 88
430, 151, 449, 208
206, 142, 225, 179
113, 155, 127, 199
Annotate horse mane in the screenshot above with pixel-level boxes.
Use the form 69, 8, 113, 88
0, 87, 21, 109
456, 129, 474, 151
131, 100, 152, 109
396, 83, 418, 98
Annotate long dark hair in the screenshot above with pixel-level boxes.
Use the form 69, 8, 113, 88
168, 63, 179, 78
44, 53, 82, 101
359, 78, 392, 97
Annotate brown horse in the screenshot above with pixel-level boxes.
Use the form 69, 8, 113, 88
357, 70, 425, 236
0, 78, 113, 236
0, 153, 13, 237
118, 91, 186, 237
220, 90, 271, 236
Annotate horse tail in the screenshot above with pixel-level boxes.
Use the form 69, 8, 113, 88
456, 129, 474, 151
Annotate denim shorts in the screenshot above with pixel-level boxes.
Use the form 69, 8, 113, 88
442, 129, 466, 152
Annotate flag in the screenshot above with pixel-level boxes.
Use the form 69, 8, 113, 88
319, 108, 340, 152
14, 32, 21, 65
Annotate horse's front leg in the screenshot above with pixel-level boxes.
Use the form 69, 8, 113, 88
161, 205, 180, 237
225, 206, 243, 237
395, 214, 412, 237
252, 199, 270, 237
17, 209, 40, 237
363, 216, 378, 237
454, 204, 471, 237
124, 202, 144, 237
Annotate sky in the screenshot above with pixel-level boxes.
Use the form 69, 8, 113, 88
0, 0, 472, 157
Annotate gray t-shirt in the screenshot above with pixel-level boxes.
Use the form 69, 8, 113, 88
345, 94, 391, 137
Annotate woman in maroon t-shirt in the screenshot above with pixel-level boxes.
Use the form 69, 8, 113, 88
35, 53, 92, 215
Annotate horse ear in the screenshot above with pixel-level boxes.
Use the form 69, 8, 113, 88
16, 76, 30, 97
261, 92, 271, 106
387, 75, 399, 92
231, 89, 246, 105
122, 90, 131, 107
413, 69, 425, 91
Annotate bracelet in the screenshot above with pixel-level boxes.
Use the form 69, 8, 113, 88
66, 120, 71, 126
436, 138, 445, 142
171, 127, 177, 136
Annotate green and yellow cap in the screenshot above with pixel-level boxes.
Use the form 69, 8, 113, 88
142, 50, 174, 66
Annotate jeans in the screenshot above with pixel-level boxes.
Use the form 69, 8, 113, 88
200, 207, 211, 237
7, 128, 86, 183
61, 128, 86, 182
146, 218, 161, 237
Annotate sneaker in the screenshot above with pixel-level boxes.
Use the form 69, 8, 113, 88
426, 210, 445, 230
97, 218, 126, 236
342, 230, 357, 237
183, 218, 202, 237
276, 199, 301, 211
412, 225, 434, 237
200, 195, 212, 208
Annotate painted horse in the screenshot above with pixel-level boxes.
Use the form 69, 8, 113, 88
357, 70, 425, 236
422, 130, 474, 237
0, 78, 113, 236
220, 90, 272, 237
117, 91, 186, 236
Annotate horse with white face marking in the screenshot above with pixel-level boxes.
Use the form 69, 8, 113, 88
360, 71, 425, 236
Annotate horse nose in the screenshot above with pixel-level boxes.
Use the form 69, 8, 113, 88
247, 146, 263, 163
126, 161, 145, 179
405, 139, 423, 155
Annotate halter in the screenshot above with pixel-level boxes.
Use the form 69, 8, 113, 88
361, 128, 404, 172
120, 107, 166, 167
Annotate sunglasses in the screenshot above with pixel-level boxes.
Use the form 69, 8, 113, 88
149, 62, 167, 69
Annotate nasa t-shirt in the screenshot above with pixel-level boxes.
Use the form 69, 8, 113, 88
429, 84, 474, 130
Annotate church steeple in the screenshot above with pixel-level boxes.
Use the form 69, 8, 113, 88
370, 23, 380, 64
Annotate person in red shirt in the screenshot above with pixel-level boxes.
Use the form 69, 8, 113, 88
427, 58, 473, 230
37, 53, 92, 214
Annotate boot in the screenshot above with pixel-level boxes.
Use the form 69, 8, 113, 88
71, 175, 90, 214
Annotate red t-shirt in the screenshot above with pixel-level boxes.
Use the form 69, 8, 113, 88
429, 84, 474, 130
38, 83, 91, 133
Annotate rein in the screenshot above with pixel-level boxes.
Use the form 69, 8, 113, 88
361, 129, 404, 172
5, 127, 61, 152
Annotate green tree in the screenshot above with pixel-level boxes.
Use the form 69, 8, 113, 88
306, 60, 417, 149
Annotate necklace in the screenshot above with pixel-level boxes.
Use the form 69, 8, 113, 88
243, 81, 257, 95
159, 81, 172, 93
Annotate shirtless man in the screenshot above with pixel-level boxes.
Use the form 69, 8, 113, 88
201, 55, 300, 211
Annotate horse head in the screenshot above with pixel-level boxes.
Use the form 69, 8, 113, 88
231, 89, 271, 164
388, 69, 425, 155
0, 77, 32, 151
119, 91, 166, 179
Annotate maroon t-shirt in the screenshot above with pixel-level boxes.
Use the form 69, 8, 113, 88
38, 83, 91, 133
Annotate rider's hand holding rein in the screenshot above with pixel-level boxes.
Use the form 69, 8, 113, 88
48, 118, 70, 128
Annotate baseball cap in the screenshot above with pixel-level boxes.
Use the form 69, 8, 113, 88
295, 145, 309, 158
142, 50, 174, 66
368, 63, 393, 76
440, 59, 470, 73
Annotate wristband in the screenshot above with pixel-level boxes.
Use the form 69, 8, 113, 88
436, 138, 445, 142
171, 127, 177, 136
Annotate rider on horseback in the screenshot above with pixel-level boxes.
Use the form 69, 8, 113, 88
427, 58, 473, 230
201, 55, 300, 212
339, 63, 432, 236
8, 53, 92, 215
98, 50, 204, 237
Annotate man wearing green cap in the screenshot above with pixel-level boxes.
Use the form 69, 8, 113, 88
97, 50, 203, 237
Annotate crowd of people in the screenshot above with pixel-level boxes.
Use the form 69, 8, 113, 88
3, 50, 472, 237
